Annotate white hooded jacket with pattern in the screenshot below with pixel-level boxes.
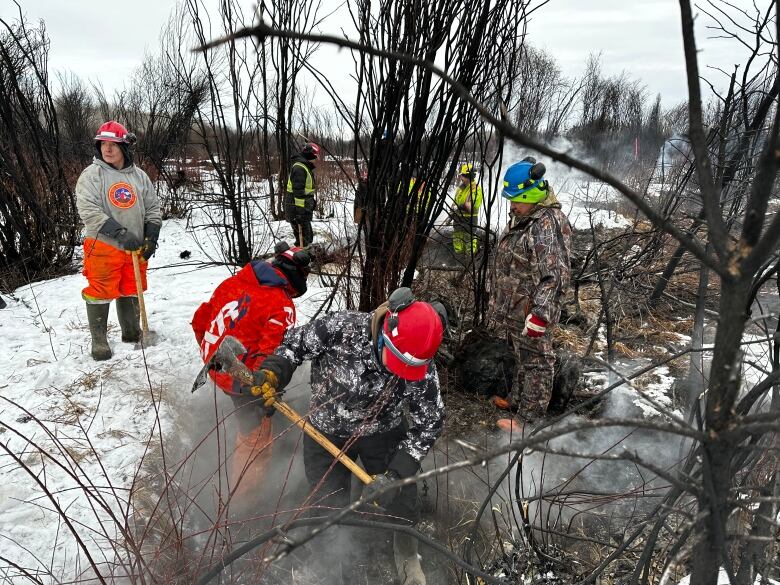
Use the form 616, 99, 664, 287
273, 311, 444, 463
75, 157, 162, 247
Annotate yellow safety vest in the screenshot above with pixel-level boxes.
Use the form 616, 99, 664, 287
408, 178, 432, 213
286, 162, 315, 208
454, 181, 483, 217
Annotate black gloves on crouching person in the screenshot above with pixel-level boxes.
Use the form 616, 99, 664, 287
362, 450, 419, 510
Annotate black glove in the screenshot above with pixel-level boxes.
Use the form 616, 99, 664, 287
261, 354, 295, 389
141, 222, 161, 261
362, 469, 401, 509
99, 217, 142, 251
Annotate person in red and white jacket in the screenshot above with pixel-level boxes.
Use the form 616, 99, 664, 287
191, 242, 311, 484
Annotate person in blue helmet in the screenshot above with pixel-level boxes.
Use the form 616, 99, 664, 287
486, 157, 572, 430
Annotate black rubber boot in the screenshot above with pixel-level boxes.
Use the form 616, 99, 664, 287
116, 296, 141, 342
86, 302, 112, 361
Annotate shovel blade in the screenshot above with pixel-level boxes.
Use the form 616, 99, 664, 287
192, 360, 212, 393
134, 330, 160, 349
190, 335, 254, 393
212, 336, 253, 384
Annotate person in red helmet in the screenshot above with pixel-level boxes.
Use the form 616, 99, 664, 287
285, 142, 320, 247
191, 241, 311, 491
76, 120, 162, 361
252, 287, 447, 585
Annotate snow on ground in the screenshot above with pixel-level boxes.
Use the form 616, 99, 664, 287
0, 208, 333, 582
559, 182, 633, 231
676, 569, 779, 585
609, 365, 681, 420
0, 218, 217, 580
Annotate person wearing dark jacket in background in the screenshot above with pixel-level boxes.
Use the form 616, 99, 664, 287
191, 242, 311, 492
76, 120, 162, 361
286, 143, 320, 247
252, 288, 447, 585
353, 168, 368, 226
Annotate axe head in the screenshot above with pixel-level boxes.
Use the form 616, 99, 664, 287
191, 335, 254, 393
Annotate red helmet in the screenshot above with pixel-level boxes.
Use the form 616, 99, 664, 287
275, 245, 311, 273
382, 301, 444, 381
94, 121, 130, 143
301, 142, 320, 160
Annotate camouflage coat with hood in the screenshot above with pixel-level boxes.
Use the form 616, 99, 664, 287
265, 310, 444, 466
487, 188, 572, 333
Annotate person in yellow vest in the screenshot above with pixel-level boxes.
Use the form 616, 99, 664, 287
452, 163, 483, 255
285, 143, 320, 247
407, 176, 432, 215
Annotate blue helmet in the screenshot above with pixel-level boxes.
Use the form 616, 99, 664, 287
501, 160, 548, 203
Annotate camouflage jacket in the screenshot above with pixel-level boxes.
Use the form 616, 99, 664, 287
272, 311, 444, 462
487, 192, 572, 333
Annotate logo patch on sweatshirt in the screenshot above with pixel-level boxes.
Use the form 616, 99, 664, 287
108, 182, 137, 209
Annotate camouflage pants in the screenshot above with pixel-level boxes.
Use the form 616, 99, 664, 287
508, 330, 556, 420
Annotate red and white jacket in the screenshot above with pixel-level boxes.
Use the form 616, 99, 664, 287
192, 261, 297, 394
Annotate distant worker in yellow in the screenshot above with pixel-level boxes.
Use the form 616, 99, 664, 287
408, 176, 431, 215
285, 143, 320, 247
451, 163, 483, 256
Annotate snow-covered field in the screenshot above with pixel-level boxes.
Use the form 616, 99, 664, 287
1, 218, 213, 579
0, 209, 337, 581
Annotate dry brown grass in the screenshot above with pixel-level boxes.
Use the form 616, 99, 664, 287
553, 325, 590, 355
664, 264, 721, 308
613, 341, 639, 359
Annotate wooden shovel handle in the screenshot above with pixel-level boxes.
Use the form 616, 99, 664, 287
258, 392, 373, 485
131, 252, 149, 333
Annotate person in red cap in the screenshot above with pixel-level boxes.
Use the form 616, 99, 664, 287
252, 287, 446, 585
76, 120, 162, 361
191, 241, 311, 491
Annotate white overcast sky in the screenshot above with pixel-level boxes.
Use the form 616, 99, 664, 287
0, 0, 757, 108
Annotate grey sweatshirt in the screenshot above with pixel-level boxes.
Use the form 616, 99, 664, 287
75, 157, 162, 247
